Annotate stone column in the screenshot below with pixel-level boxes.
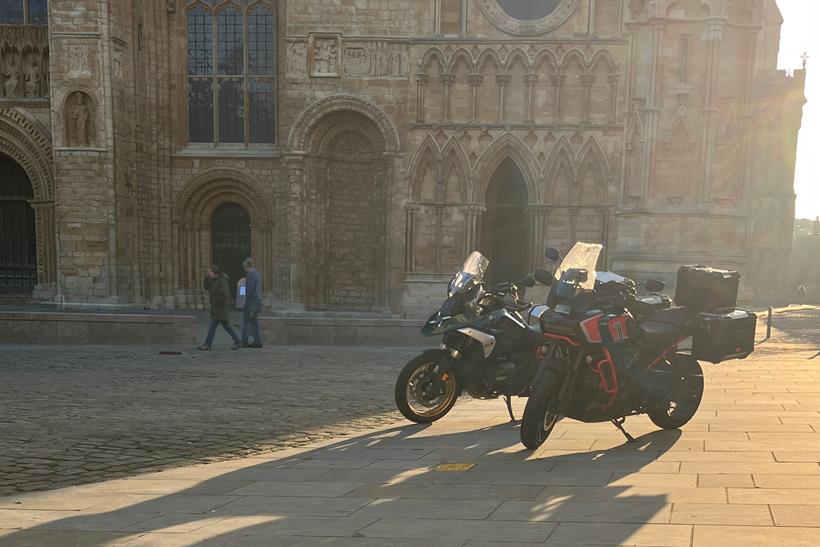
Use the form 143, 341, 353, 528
608, 75, 619, 124
524, 74, 539, 124
468, 74, 483, 122
552, 74, 566, 121
700, 20, 724, 200
384, 152, 407, 312
29, 199, 57, 296
284, 153, 307, 310
526, 205, 547, 273
463, 204, 485, 256
496, 74, 511, 122
415, 73, 427, 123
405, 205, 418, 272
642, 20, 666, 199
441, 73, 455, 122
580, 74, 595, 123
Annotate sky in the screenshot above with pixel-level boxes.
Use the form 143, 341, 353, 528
777, 0, 819, 219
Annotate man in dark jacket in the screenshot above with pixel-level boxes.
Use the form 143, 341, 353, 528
241, 257, 263, 348
198, 265, 241, 351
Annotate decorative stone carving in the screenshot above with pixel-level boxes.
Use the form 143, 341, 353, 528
64, 91, 94, 147
67, 46, 91, 78
342, 41, 408, 78
477, 0, 581, 36
0, 26, 49, 100
286, 41, 307, 78
310, 34, 340, 78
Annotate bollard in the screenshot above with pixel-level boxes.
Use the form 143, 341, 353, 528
766, 306, 773, 340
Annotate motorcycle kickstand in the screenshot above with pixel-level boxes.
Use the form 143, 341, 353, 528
503, 395, 517, 423
611, 418, 636, 443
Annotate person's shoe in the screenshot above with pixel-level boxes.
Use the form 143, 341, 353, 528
230, 343, 241, 350
249, 342, 263, 348
197, 345, 211, 351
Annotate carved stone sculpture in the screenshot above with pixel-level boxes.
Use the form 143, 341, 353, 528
65, 91, 93, 147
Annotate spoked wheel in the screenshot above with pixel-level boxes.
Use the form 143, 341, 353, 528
520, 366, 562, 450
647, 354, 704, 430
395, 354, 460, 424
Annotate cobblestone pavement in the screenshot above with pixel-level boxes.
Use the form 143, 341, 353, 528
0, 345, 419, 496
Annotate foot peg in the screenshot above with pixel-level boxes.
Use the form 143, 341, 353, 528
611, 417, 636, 443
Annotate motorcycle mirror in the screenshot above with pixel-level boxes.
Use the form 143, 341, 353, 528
645, 279, 665, 292
545, 248, 561, 262
576, 269, 589, 283
517, 276, 536, 288
534, 269, 553, 286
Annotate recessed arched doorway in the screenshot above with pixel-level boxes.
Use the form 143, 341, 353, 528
483, 158, 529, 284
211, 202, 251, 295
0, 153, 37, 297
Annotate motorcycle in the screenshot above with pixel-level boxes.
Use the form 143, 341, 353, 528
520, 242, 755, 449
394, 251, 554, 424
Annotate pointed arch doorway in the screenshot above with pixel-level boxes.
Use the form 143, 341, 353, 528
482, 158, 529, 283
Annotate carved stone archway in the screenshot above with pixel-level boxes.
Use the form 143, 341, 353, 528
173, 168, 273, 307
287, 95, 402, 311
0, 107, 56, 296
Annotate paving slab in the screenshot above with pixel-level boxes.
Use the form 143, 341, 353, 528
2, 341, 819, 545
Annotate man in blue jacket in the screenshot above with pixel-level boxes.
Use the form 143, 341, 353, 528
241, 257, 263, 348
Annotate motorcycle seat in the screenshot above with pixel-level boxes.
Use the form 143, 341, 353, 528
640, 308, 698, 348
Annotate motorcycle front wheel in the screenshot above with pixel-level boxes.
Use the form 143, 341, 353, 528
647, 354, 704, 430
394, 354, 460, 424
520, 365, 563, 450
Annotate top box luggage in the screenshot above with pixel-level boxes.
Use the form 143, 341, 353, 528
674, 265, 740, 311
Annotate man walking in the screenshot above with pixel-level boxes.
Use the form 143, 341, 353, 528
241, 257, 263, 348
198, 265, 241, 351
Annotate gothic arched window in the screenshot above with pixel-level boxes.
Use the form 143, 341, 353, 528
186, 1, 276, 145
0, 0, 47, 24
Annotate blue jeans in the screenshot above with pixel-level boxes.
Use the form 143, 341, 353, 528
204, 320, 240, 346
241, 300, 263, 344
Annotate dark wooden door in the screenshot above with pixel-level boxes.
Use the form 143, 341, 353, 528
0, 154, 37, 297
211, 202, 251, 298
484, 158, 529, 284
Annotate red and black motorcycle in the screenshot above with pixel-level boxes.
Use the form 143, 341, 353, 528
521, 242, 756, 449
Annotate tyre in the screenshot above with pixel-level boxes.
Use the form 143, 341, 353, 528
520, 365, 563, 450
394, 353, 460, 424
647, 354, 704, 430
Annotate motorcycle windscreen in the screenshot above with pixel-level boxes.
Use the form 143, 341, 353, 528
449, 251, 489, 295
553, 242, 602, 290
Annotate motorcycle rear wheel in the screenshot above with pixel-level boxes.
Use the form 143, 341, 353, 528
395, 354, 460, 424
520, 366, 562, 450
647, 354, 704, 430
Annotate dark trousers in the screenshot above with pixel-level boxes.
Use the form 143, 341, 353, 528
204, 320, 240, 346
241, 300, 262, 344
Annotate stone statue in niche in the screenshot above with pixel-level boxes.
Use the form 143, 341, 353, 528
24, 56, 41, 97
1, 50, 20, 98
65, 91, 93, 147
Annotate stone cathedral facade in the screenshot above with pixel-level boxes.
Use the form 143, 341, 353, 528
0, 0, 805, 315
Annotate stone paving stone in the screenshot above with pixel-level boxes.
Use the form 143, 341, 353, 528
680, 462, 820, 474
0, 529, 127, 547
342, 483, 491, 500
697, 474, 754, 487
224, 481, 363, 498
488, 500, 672, 523
209, 495, 372, 517
0, 509, 159, 531
537, 485, 727, 504
194, 515, 380, 539
350, 498, 501, 520
727, 488, 820, 504
693, 525, 820, 547
544, 522, 692, 546
669, 503, 773, 525
770, 504, 820, 526
358, 517, 556, 542
752, 474, 820, 488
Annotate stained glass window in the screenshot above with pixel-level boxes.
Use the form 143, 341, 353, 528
186, 1, 276, 145
0, 1, 25, 24
0, 1, 48, 24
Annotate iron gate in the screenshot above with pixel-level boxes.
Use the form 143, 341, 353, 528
0, 154, 37, 297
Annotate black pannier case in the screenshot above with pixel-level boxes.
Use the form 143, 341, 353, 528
693, 309, 757, 364
675, 265, 740, 311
